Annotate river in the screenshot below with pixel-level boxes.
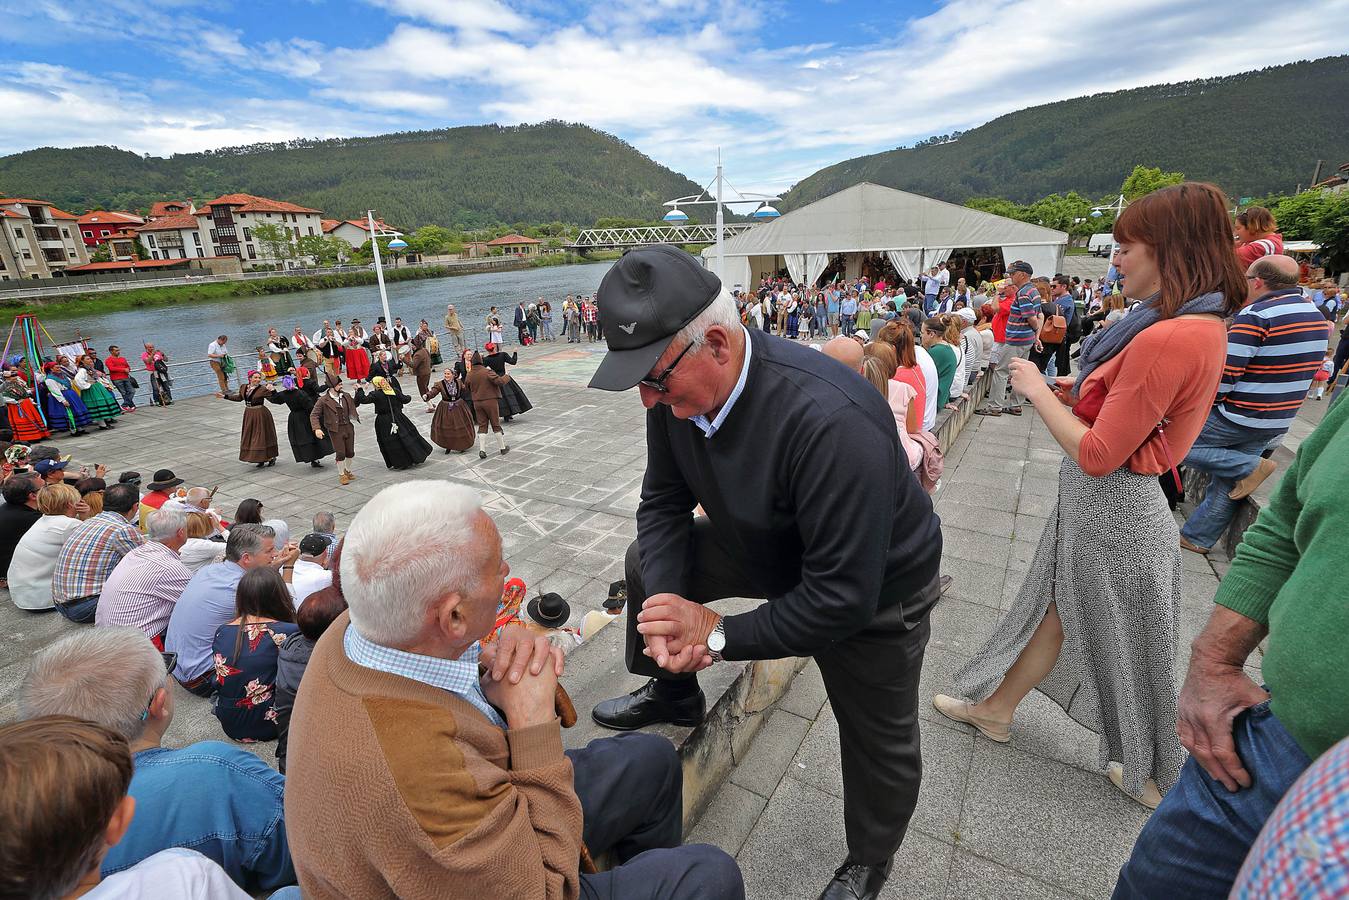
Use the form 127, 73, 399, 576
32, 261, 614, 397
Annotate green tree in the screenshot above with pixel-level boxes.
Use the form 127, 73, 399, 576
252, 222, 295, 267
1120, 165, 1184, 201
89, 244, 112, 262
296, 233, 348, 266
964, 197, 1028, 220
409, 225, 454, 255
1265, 190, 1329, 240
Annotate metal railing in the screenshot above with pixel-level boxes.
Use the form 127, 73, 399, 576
569, 222, 757, 249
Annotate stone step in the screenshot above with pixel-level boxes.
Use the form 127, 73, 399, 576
559, 597, 805, 832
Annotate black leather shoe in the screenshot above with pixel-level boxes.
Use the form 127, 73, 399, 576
817, 857, 892, 900
591, 679, 705, 731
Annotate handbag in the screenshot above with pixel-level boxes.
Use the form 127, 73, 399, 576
1072, 382, 1183, 491
1039, 314, 1067, 344
129, 375, 140, 389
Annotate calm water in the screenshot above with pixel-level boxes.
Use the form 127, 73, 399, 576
38, 262, 613, 396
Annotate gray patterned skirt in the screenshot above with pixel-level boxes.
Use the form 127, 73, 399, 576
954, 456, 1185, 796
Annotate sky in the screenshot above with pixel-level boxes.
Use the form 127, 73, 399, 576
1, 0, 1346, 197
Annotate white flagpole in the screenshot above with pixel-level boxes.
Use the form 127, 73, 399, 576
368, 210, 393, 332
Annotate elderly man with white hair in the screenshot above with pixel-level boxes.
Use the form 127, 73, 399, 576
17, 627, 295, 893
285, 480, 742, 900
94, 506, 194, 643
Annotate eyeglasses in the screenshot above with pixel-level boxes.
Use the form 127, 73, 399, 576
639, 341, 696, 393
141, 652, 178, 721
1245, 275, 1259, 281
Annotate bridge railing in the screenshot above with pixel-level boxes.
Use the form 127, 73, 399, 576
570, 223, 757, 248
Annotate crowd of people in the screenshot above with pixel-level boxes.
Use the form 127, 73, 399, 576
1, 192, 1347, 899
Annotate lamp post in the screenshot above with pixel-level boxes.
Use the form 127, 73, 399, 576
663, 150, 780, 286
367, 210, 395, 331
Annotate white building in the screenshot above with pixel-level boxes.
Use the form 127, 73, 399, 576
322, 217, 402, 249
0, 198, 90, 280
192, 193, 325, 269
137, 212, 207, 260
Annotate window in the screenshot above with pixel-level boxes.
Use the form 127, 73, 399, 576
68, 250, 76, 259
100, 229, 109, 236
12, 228, 21, 238
192, 232, 201, 246
243, 227, 252, 241
247, 244, 257, 259
195, 247, 203, 258
307, 226, 314, 236
266, 212, 272, 218
22, 250, 31, 259
151, 251, 160, 260
83, 230, 93, 238
61, 228, 70, 238
292, 227, 300, 240
147, 234, 156, 247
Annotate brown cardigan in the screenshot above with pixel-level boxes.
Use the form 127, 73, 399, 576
285, 613, 583, 899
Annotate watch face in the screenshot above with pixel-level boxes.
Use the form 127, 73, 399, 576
707, 628, 726, 653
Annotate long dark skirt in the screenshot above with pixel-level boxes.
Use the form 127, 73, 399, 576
374, 411, 433, 469
499, 377, 533, 419
429, 399, 476, 451
286, 410, 333, 463
239, 406, 279, 463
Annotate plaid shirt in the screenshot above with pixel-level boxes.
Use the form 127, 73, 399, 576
1232, 735, 1349, 898
52, 511, 144, 604
344, 625, 506, 727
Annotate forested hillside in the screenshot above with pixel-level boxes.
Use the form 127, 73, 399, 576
0, 122, 701, 228
783, 56, 1349, 208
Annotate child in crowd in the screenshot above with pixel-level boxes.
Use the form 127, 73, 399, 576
0, 715, 250, 899
1313, 349, 1334, 400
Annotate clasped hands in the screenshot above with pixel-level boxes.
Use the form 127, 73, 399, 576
635, 592, 720, 674
479, 628, 566, 730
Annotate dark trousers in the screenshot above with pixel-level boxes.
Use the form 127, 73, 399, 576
571, 732, 743, 900
54, 594, 99, 623
621, 519, 935, 866
113, 378, 136, 408
1055, 333, 1076, 376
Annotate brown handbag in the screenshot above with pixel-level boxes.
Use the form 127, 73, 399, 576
1040, 314, 1067, 344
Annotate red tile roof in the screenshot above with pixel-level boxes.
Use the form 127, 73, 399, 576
196, 193, 320, 215
137, 213, 200, 232
66, 258, 193, 272
320, 218, 342, 233
486, 233, 541, 245
0, 198, 52, 206
148, 200, 193, 218
78, 211, 145, 226
47, 206, 79, 220
323, 217, 394, 234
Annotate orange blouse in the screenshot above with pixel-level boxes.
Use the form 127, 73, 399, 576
1075, 316, 1227, 477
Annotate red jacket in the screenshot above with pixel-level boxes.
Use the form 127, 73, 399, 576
1235, 232, 1283, 268
105, 355, 131, 381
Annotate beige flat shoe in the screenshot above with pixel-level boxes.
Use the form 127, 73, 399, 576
932, 694, 1011, 742
1107, 763, 1162, 810
1228, 457, 1277, 500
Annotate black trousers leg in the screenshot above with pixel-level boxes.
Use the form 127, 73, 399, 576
815, 578, 936, 866
622, 518, 763, 683
1055, 337, 1073, 375
567, 733, 682, 861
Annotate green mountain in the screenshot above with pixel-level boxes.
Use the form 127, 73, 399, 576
782, 56, 1349, 209
0, 121, 701, 229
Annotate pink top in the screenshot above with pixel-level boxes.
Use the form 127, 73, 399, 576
892, 365, 927, 432
886, 381, 923, 471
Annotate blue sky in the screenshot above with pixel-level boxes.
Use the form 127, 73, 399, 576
1, 0, 1346, 195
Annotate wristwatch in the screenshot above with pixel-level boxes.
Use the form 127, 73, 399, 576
706, 620, 726, 663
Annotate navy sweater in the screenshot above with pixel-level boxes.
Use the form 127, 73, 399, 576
636, 328, 942, 661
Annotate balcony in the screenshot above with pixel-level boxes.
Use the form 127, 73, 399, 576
42, 248, 67, 264
157, 234, 184, 248
34, 225, 61, 243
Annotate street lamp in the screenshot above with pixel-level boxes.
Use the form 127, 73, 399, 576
367, 210, 395, 332
1089, 194, 1128, 290
663, 149, 780, 285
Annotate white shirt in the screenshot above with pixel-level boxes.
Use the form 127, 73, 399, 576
179, 537, 226, 573
207, 341, 228, 359
914, 345, 939, 431
939, 267, 950, 287
7, 514, 81, 610
86, 848, 250, 899
289, 558, 333, 607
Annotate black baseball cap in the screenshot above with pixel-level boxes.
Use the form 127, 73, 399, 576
588, 245, 722, 391
299, 533, 331, 557
1008, 260, 1034, 275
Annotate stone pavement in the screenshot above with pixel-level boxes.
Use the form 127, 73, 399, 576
690, 409, 1246, 900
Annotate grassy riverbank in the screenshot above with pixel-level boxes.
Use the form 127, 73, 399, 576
5, 251, 617, 320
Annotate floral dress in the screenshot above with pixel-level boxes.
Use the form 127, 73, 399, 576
211, 619, 299, 742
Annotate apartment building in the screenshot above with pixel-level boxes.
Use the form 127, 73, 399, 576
192, 193, 324, 268
0, 198, 90, 280
77, 210, 146, 247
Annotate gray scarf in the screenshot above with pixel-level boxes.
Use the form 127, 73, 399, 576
1073, 291, 1228, 395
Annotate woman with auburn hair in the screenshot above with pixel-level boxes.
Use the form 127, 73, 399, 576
863, 341, 922, 471
934, 182, 1244, 810
1233, 205, 1282, 268
877, 320, 929, 433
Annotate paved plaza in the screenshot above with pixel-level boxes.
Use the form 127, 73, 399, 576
0, 329, 1302, 899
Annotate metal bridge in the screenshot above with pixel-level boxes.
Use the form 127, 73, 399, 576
568, 223, 757, 250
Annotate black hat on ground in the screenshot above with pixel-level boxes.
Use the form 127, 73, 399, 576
147, 469, 184, 491
526, 592, 571, 629
588, 245, 723, 391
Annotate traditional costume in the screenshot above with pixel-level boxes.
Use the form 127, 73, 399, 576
0, 377, 50, 442
310, 379, 359, 485
355, 376, 432, 470
406, 343, 433, 401
424, 374, 476, 454
41, 366, 92, 435
73, 366, 121, 428
343, 337, 371, 381
466, 361, 509, 459
482, 344, 533, 421
268, 373, 333, 466
223, 378, 279, 466
267, 334, 295, 373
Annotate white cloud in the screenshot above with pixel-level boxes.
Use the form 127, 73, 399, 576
364, 0, 531, 33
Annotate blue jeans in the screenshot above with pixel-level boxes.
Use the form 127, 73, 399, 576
841, 314, 855, 334
55, 594, 99, 623
1113, 700, 1311, 899
1180, 410, 1282, 549
113, 378, 136, 408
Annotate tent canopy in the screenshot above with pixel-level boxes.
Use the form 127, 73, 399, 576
702, 182, 1068, 284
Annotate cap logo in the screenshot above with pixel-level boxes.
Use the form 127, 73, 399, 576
619, 322, 637, 335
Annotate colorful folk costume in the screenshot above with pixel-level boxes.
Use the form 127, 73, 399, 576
343, 337, 371, 381
0, 377, 51, 442
424, 373, 476, 454
73, 366, 122, 429
355, 376, 432, 471
269, 373, 333, 467
41, 366, 92, 436
223, 378, 280, 466
482, 344, 533, 422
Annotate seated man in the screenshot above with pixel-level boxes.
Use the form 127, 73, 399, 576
311, 511, 338, 561
286, 481, 742, 899
165, 523, 299, 695
163, 486, 227, 534
0, 715, 251, 899
136, 469, 183, 532
52, 482, 144, 622
289, 532, 332, 607
95, 507, 194, 644
16, 628, 296, 893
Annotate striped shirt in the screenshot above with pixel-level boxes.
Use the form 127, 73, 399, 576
1004, 283, 1040, 346
94, 540, 193, 637
1216, 287, 1330, 430
344, 627, 505, 727
52, 511, 144, 604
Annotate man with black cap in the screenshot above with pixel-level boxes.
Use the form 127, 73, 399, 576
975, 260, 1043, 417
588, 245, 942, 900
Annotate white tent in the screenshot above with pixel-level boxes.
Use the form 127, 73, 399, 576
702, 182, 1068, 289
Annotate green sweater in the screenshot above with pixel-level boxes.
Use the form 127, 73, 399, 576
1215, 395, 1349, 760
928, 342, 957, 407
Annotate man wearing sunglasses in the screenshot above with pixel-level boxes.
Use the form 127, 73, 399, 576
587, 245, 942, 900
